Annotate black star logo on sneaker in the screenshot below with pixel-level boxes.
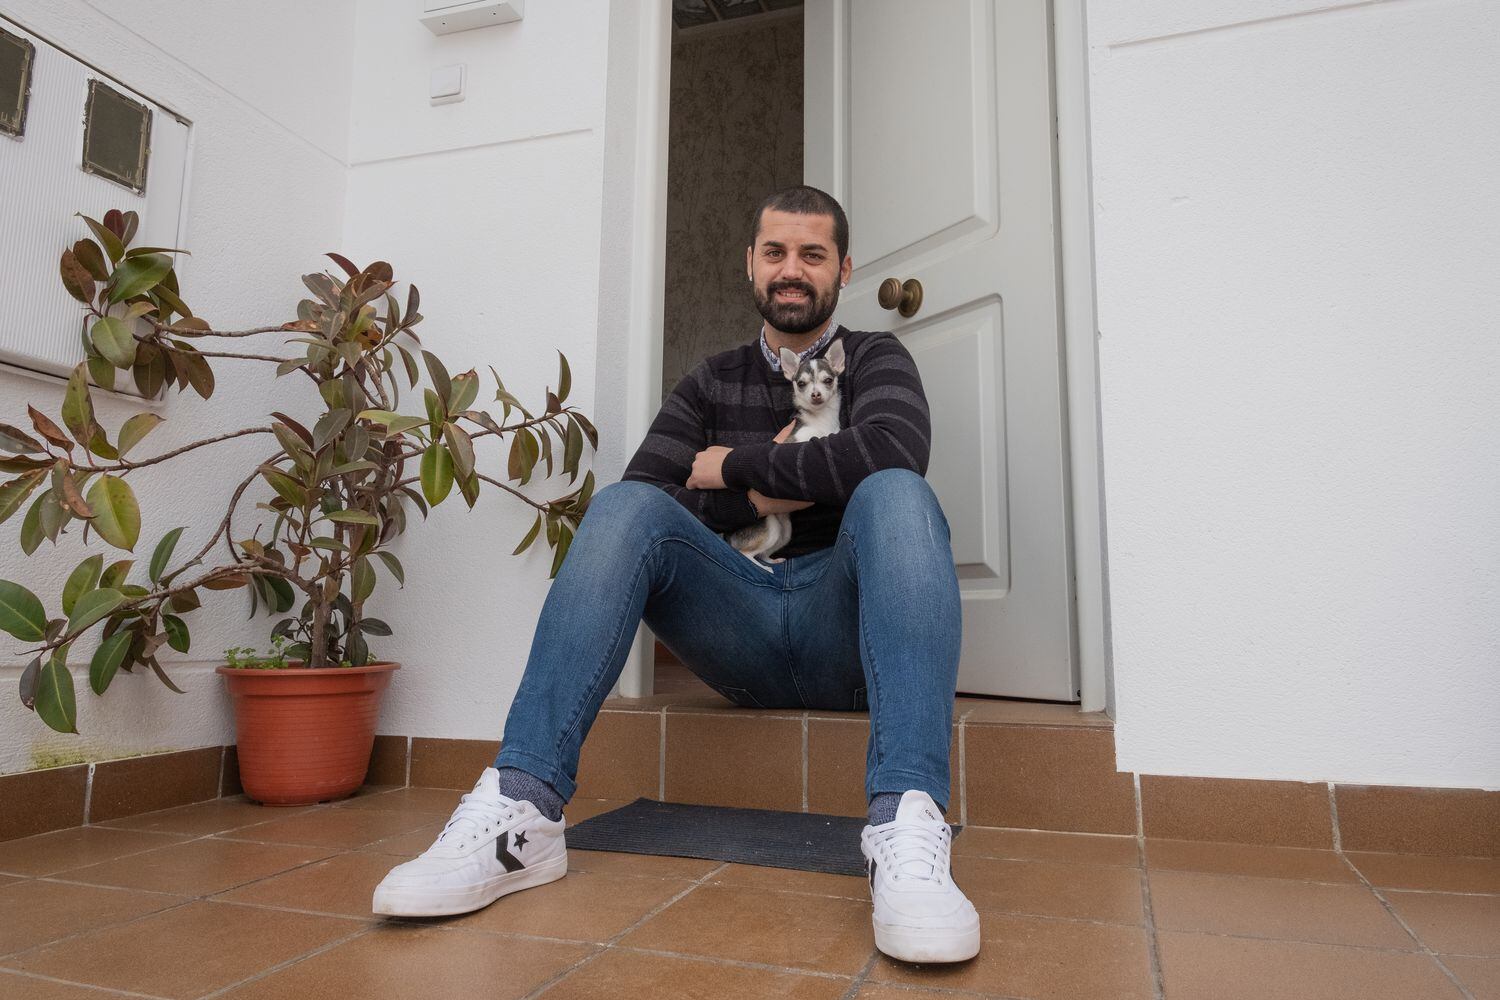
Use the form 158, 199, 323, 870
513, 831, 528, 850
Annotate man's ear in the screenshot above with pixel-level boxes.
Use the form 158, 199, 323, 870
779, 348, 800, 381
826, 338, 846, 374
840, 255, 853, 288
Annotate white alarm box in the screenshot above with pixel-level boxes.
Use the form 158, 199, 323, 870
421, 0, 525, 36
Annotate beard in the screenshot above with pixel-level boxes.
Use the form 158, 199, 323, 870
753, 278, 839, 335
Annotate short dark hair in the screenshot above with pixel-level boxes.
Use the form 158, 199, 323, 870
750, 185, 849, 261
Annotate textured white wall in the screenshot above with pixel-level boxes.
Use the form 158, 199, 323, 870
1088, 0, 1500, 788
341, 0, 608, 742
0, 1, 356, 771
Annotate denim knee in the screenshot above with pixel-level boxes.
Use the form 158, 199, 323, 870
843, 469, 949, 541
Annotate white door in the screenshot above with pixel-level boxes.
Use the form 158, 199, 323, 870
805, 0, 1076, 699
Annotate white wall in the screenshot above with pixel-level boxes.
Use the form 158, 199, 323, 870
341, 0, 609, 742
1088, 0, 1500, 788
0, 0, 355, 772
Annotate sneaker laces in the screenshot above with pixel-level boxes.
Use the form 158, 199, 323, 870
869, 820, 950, 884
433, 790, 520, 848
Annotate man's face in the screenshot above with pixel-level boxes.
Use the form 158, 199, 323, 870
747, 209, 852, 336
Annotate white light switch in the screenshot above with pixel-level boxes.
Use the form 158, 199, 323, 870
430, 64, 465, 106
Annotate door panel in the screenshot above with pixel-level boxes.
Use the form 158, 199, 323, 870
807, 0, 1077, 699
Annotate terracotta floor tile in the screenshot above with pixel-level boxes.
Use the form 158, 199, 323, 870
954, 827, 1140, 867
855, 984, 978, 999
618, 884, 874, 975
664, 714, 804, 811
217, 924, 592, 1000
1385, 891, 1500, 956
868, 911, 1153, 999
444, 869, 689, 942
575, 710, 661, 801
0, 900, 361, 999
707, 863, 869, 900
0, 874, 22, 887
0, 880, 182, 956
1446, 955, 1500, 1000
217, 852, 400, 918
547, 947, 850, 999
1145, 838, 1357, 883
1157, 931, 1464, 1000
0, 827, 188, 877
959, 698, 1112, 727
331, 786, 462, 815
1149, 870, 1413, 949
0, 970, 138, 999
59, 837, 334, 896
361, 819, 447, 858
964, 726, 1136, 834
1141, 774, 1333, 849
565, 797, 633, 825
566, 849, 724, 881
97, 796, 312, 837
951, 856, 1144, 925
227, 804, 437, 849
1347, 852, 1500, 894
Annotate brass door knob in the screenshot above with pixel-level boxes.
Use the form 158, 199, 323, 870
877, 277, 924, 318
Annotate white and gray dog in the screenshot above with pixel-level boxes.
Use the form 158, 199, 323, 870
729, 338, 846, 568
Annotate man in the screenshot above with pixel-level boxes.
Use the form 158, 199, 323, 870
373, 186, 979, 964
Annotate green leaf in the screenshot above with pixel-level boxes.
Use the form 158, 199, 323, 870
36, 654, 78, 734
61, 365, 96, 445
100, 559, 133, 590
326, 509, 378, 526
0, 471, 45, 526
87, 354, 117, 391
263, 576, 295, 613
374, 551, 405, 587
133, 348, 167, 398
351, 557, 375, 604
85, 476, 141, 551
358, 617, 393, 636
556, 351, 572, 403
108, 252, 172, 303
72, 238, 109, 280
260, 466, 309, 508
422, 350, 452, 405
19, 494, 46, 555
61, 554, 105, 616
312, 408, 352, 452
0, 423, 43, 454
162, 614, 190, 653
79, 214, 124, 264
91, 316, 137, 368
442, 422, 475, 480
563, 417, 584, 484
90, 631, 132, 694
0, 580, 47, 641
549, 522, 574, 579
60, 249, 96, 303
450, 370, 479, 413
117, 413, 163, 456
66, 588, 123, 637
420, 443, 453, 506
149, 526, 185, 584
508, 429, 540, 485
513, 514, 542, 556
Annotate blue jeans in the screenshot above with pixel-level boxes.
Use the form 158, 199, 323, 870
493, 468, 962, 812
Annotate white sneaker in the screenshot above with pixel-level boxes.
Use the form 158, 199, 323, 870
861, 790, 981, 963
372, 767, 567, 917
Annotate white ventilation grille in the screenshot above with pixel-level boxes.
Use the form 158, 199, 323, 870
0, 17, 190, 384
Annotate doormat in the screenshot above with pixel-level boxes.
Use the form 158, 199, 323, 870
563, 798, 962, 877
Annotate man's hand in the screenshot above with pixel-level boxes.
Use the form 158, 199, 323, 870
686, 445, 731, 490
748, 489, 813, 517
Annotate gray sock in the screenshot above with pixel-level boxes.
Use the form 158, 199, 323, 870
496, 766, 565, 821
868, 791, 902, 826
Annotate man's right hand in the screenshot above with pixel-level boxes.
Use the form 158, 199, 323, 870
748, 489, 813, 517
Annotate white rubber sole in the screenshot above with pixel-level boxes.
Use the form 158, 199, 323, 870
372, 851, 568, 917
872, 916, 982, 964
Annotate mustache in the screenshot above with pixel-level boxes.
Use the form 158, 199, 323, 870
768, 281, 816, 296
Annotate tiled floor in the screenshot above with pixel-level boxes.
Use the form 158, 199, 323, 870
0, 788, 1495, 999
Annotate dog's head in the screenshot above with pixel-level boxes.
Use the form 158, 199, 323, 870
780, 338, 845, 414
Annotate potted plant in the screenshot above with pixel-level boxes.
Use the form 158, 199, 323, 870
0, 209, 596, 804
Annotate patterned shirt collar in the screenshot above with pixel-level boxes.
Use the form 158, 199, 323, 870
759, 320, 840, 372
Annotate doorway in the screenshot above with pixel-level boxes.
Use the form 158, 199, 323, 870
608, 0, 1108, 712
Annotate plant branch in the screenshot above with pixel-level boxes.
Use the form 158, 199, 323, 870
77, 427, 274, 473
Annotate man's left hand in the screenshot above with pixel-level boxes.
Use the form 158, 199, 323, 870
687, 446, 732, 490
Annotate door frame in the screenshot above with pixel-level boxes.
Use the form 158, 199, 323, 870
598, 0, 1111, 713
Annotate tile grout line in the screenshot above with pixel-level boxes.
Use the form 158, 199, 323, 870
1335, 851, 1478, 1000
609, 944, 861, 983
801, 714, 809, 812
658, 708, 667, 800
404, 736, 413, 788
958, 717, 968, 828
520, 860, 735, 1000
196, 923, 376, 1000
0, 967, 175, 1000
1327, 783, 1343, 851
836, 950, 879, 1000
217, 747, 226, 799
82, 762, 96, 826
1134, 773, 1167, 1000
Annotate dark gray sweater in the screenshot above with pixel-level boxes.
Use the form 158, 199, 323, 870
621, 327, 932, 558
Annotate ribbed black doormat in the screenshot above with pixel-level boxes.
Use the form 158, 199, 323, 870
563, 798, 961, 877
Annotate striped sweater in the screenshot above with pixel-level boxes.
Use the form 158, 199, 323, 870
622, 327, 933, 558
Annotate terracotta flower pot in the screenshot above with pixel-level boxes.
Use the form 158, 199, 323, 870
217, 661, 399, 806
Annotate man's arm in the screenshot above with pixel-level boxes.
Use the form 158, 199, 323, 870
719, 333, 931, 506
621, 363, 763, 534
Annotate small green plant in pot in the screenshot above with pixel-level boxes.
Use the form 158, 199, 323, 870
0, 209, 596, 803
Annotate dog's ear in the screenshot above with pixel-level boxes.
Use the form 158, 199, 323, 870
826, 339, 846, 374
779, 348, 800, 381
